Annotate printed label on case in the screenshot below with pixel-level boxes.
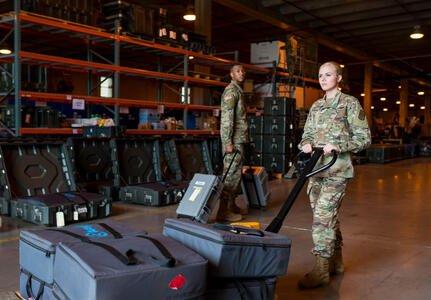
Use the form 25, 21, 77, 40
56, 212, 65, 227
188, 187, 202, 202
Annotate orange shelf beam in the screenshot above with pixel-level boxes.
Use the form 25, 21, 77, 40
20, 91, 220, 111
126, 129, 219, 136
17, 12, 269, 75
21, 128, 83, 135
20, 51, 227, 87
20, 127, 219, 136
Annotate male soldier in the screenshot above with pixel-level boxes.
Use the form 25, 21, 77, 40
298, 61, 371, 289
217, 64, 248, 222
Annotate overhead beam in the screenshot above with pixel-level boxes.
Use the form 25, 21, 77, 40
213, 0, 431, 87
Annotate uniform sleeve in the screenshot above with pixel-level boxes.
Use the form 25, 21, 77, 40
298, 104, 316, 150
220, 90, 238, 145
338, 98, 371, 153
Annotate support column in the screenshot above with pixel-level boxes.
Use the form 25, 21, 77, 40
114, 22, 120, 125
399, 79, 409, 128
363, 63, 372, 126
192, 0, 212, 106
424, 95, 431, 136
14, 0, 21, 136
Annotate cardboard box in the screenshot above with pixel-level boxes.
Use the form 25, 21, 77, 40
250, 41, 286, 68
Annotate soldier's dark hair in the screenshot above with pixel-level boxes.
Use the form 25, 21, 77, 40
319, 61, 342, 76
230, 64, 244, 72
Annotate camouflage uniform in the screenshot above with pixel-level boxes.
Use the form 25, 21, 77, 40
220, 81, 248, 204
299, 91, 370, 258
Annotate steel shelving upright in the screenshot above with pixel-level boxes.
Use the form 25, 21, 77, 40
0, 4, 318, 137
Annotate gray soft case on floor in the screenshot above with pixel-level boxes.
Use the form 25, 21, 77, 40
176, 174, 222, 223
53, 234, 207, 300
163, 218, 291, 278
205, 277, 277, 300
19, 221, 141, 286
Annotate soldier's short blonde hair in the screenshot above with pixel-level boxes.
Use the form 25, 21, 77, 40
319, 61, 342, 76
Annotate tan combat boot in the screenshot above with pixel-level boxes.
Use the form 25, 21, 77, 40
216, 198, 242, 222
330, 247, 344, 275
298, 255, 330, 289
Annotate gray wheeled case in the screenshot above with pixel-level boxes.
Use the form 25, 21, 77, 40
163, 218, 291, 278
241, 166, 271, 209
176, 174, 222, 223
175, 151, 238, 223
53, 234, 207, 300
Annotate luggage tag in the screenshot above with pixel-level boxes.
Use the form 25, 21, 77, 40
56, 211, 65, 227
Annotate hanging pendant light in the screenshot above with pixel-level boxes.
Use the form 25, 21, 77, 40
183, 5, 196, 21
410, 25, 424, 39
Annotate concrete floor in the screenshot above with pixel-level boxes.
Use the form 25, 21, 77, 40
1, 158, 431, 299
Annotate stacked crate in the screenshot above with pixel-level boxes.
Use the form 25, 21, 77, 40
247, 115, 264, 167
262, 97, 296, 174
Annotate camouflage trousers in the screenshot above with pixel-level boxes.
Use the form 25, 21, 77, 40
307, 176, 347, 258
221, 144, 244, 201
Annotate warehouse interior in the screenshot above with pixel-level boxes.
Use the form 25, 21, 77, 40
0, 0, 431, 299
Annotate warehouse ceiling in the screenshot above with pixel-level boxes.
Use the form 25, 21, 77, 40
208, 0, 431, 107
157, 1, 431, 86
213, 0, 431, 75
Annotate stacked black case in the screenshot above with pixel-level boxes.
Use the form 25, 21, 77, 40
262, 97, 296, 174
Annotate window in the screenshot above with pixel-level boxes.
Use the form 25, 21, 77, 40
100, 76, 113, 98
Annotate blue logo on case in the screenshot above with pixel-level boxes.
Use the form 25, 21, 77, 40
77, 225, 108, 238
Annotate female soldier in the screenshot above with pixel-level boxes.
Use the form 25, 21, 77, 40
298, 61, 371, 289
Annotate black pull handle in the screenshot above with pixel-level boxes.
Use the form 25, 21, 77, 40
213, 223, 265, 237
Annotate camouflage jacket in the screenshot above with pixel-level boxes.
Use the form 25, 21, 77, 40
299, 92, 371, 178
220, 81, 248, 146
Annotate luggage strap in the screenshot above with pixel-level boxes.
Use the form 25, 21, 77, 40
24, 271, 45, 300
136, 235, 176, 268
213, 223, 265, 237
49, 229, 137, 266
22, 269, 45, 300
97, 223, 123, 239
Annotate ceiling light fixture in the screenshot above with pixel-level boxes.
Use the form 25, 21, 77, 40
340, 64, 345, 68
360, 93, 365, 97
0, 48, 12, 55
398, 85, 401, 89
371, 106, 375, 110
410, 25, 424, 39
183, 5, 196, 21
418, 91, 425, 95
409, 104, 415, 107
396, 101, 401, 105
383, 108, 388, 111
188, 56, 194, 60
420, 106, 426, 110
380, 97, 386, 101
